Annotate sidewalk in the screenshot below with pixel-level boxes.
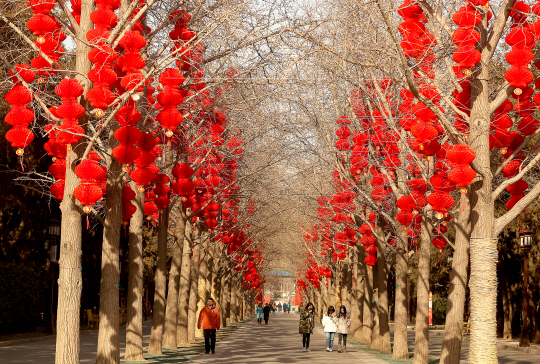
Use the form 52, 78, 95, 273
186, 312, 385, 364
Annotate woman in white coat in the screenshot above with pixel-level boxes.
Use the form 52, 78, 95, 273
335, 305, 351, 353
321, 306, 337, 352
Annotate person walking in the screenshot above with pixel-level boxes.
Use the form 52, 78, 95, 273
335, 305, 351, 353
299, 302, 315, 352
263, 303, 271, 325
197, 297, 221, 354
322, 306, 337, 352
256, 303, 264, 325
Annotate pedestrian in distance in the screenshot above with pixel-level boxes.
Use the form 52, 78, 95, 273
256, 303, 264, 325
335, 305, 351, 353
197, 297, 221, 354
299, 302, 315, 352
263, 302, 271, 324
322, 306, 337, 352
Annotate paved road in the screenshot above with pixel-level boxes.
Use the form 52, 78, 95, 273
0, 322, 152, 364
186, 312, 385, 364
2, 314, 540, 363
403, 330, 540, 364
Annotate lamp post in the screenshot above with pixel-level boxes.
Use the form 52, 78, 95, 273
519, 229, 533, 348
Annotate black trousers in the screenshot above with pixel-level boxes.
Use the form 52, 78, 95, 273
203, 329, 216, 353
302, 333, 311, 348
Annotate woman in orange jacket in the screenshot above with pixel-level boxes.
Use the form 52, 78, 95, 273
198, 297, 221, 354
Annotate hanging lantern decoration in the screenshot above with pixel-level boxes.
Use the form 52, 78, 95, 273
73, 158, 105, 212
505, 178, 528, 210
27, 0, 65, 76
118, 30, 146, 92
112, 101, 142, 164
153, 174, 171, 212
505, 4, 535, 96
172, 162, 195, 201
5, 65, 36, 157
156, 68, 185, 134
55, 78, 85, 146
130, 132, 158, 186
122, 184, 136, 225
447, 144, 476, 190
451, 4, 482, 77
335, 116, 351, 154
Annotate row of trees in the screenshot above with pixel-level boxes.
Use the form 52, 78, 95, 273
0, 0, 281, 363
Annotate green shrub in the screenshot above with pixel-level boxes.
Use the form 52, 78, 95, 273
432, 293, 447, 325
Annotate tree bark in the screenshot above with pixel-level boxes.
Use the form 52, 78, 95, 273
502, 273, 512, 340
412, 218, 431, 364
361, 263, 373, 344
176, 219, 192, 345
147, 210, 170, 354
124, 185, 144, 361
466, 19, 498, 362
55, 1, 92, 362
376, 230, 391, 354
95, 136, 123, 364
393, 229, 409, 359
230, 278, 238, 323
440, 193, 471, 364
222, 274, 231, 326
370, 262, 380, 350
350, 249, 363, 340
162, 214, 186, 349
195, 231, 209, 337
187, 224, 201, 341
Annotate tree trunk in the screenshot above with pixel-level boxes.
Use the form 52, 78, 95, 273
147, 210, 170, 354
350, 250, 363, 340
468, 28, 497, 363
342, 263, 351, 309
195, 231, 209, 337
220, 273, 229, 327
230, 278, 238, 324
376, 231, 391, 354
187, 224, 201, 341
124, 185, 144, 361
55, 147, 83, 364
393, 229, 409, 359
95, 139, 123, 364
162, 214, 186, 349
176, 219, 192, 345
55, 1, 92, 362
533, 298, 540, 344
412, 218, 431, 364
361, 264, 373, 344
502, 272, 512, 340
370, 262, 380, 350
334, 274, 342, 308
440, 193, 471, 364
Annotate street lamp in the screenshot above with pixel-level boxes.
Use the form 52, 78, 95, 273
519, 229, 533, 348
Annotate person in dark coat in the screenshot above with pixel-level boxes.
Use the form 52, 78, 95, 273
299, 302, 315, 352
263, 303, 271, 324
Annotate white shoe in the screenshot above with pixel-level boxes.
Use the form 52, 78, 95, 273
329, 348, 332, 352
326, 348, 329, 352
306, 349, 311, 352
303, 348, 307, 352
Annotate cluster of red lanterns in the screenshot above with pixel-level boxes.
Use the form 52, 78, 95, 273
86, 0, 120, 109
113, 101, 142, 164
171, 163, 195, 201
156, 68, 185, 135
122, 185, 136, 225
27, 0, 65, 76
118, 30, 146, 92
349, 131, 368, 176
359, 218, 377, 267
54, 78, 86, 146
5, 65, 35, 156
447, 144, 476, 193
451, 4, 481, 77
335, 116, 351, 153
505, 2, 535, 95
74, 155, 105, 212
153, 174, 171, 212
130, 132, 158, 186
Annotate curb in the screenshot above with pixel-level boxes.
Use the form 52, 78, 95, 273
0, 327, 99, 348
497, 343, 540, 355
